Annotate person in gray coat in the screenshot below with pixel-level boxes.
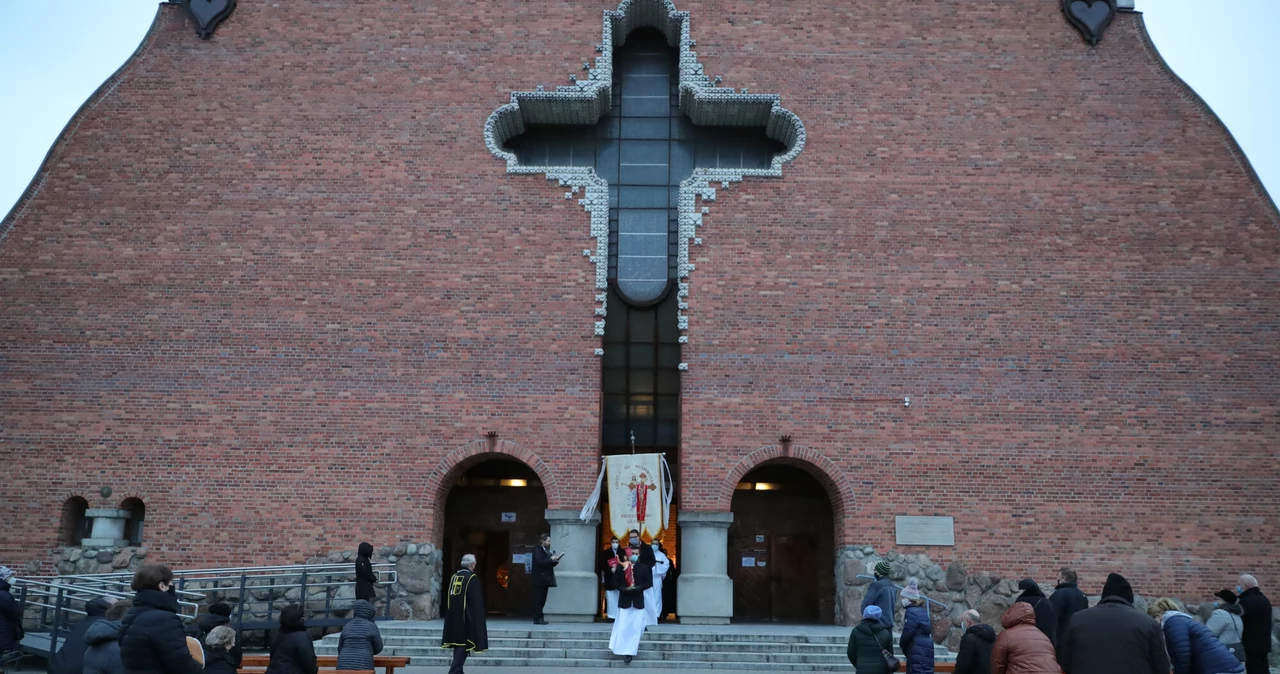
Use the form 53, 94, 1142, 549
83, 600, 132, 674
335, 600, 383, 671
860, 561, 898, 629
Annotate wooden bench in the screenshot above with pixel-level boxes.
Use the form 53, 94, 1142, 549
239, 655, 409, 674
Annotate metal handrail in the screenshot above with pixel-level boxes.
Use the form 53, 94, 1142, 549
856, 574, 950, 611
27, 562, 398, 580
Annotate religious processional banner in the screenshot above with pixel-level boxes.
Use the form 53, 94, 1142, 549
579, 453, 673, 540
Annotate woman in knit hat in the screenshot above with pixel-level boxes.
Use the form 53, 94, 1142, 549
847, 605, 894, 674
860, 560, 898, 630
899, 578, 935, 674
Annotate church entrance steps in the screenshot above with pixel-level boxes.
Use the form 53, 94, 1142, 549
316, 620, 956, 670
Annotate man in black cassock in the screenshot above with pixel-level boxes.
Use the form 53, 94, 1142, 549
440, 554, 487, 674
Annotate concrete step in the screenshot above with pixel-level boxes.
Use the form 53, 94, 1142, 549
358, 637, 848, 654
353, 627, 851, 644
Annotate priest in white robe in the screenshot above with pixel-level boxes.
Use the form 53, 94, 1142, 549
608, 546, 653, 664
644, 542, 670, 626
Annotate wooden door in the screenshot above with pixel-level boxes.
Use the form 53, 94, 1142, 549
770, 534, 818, 622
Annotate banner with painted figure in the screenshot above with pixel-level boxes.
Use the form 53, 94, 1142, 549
579, 452, 673, 540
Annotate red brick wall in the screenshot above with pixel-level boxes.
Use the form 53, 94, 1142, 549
2, 1, 1277, 599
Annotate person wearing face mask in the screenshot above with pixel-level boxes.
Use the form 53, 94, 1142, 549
118, 564, 202, 674
531, 533, 563, 625
954, 609, 996, 674
608, 544, 653, 664
1236, 575, 1272, 674
599, 537, 623, 621
1206, 590, 1246, 663
644, 541, 669, 626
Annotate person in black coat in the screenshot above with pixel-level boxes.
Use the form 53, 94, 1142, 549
201, 626, 239, 674
118, 565, 202, 674
954, 609, 996, 674
1237, 574, 1273, 674
530, 533, 562, 625
263, 605, 316, 674
1058, 573, 1169, 674
846, 605, 894, 674
1014, 579, 1057, 647
354, 542, 378, 603
658, 542, 677, 622
441, 554, 487, 674
84, 600, 131, 674
50, 596, 113, 674
1049, 567, 1088, 644
599, 537, 622, 620
0, 568, 24, 655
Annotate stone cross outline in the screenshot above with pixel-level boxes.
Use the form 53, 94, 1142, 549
483, 0, 806, 355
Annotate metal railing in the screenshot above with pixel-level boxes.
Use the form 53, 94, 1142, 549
10, 578, 200, 655
44, 563, 397, 630
856, 574, 950, 612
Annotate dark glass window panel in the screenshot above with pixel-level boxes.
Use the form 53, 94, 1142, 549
657, 344, 680, 368
604, 395, 628, 421
656, 395, 678, 420
603, 369, 627, 394
618, 209, 667, 233
619, 164, 668, 185
618, 255, 666, 282
629, 344, 655, 368
632, 422, 655, 445
621, 73, 669, 97
618, 232, 667, 256
620, 140, 669, 165
621, 118, 668, 139
656, 421, 678, 446
603, 422, 628, 446
629, 370, 655, 394
657, 300, 679, 342
618, 278, 668, 303
629, 307, 655, 341
656, 371, 680, 395
603, 346, 626, 367
622, 95, 670, 117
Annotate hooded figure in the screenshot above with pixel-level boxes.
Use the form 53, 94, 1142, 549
336, 600, 383, 671
846, 605, 894, 674
1013, 579, 1058, 647
1058, 573, 1169, 674
992, 602, 1062, 674
50, 597, 114, 674
83, 619, 126, 674
0, 569, 22, 654
354, 542, 378, 603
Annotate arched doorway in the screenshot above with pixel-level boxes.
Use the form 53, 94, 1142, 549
729, 464, 835, 623
440, 459, 548, 618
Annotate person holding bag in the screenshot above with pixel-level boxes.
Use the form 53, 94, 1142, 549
1208, 590, 1248, 663
847, 605, 899, 673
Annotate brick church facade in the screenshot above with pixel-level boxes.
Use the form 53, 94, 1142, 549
2, 0, 1277, 624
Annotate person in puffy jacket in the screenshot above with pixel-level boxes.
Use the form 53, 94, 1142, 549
993, 602, 1062, 674
1148, 598, 1244, 674
335, 600, 382, 671
0, 567, 22, 655
84, 600, 131, 674
202, 626, 239, 674
955, 609, 996, 674
847, 605, 894, 674
264, 604, 317, 674
50, 596, 113, 674
1014, 579, 1057, 647
899, 579, 935, 674
118, 565, 202, 674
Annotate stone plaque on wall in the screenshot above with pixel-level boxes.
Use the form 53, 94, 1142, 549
895, 516, 955, 546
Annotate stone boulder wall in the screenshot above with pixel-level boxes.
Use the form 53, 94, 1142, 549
835, 545, 1280, 657
53, 545, 148, 576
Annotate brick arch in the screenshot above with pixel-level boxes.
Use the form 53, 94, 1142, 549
719, 444, 854, 525
423, 438, 560, 543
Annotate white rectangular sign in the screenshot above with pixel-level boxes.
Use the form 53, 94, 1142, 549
895, 516, 955, 546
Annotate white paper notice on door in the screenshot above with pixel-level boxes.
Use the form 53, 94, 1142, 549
741, 557, 756, 567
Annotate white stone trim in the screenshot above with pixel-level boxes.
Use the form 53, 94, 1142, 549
483, 0, 806, 356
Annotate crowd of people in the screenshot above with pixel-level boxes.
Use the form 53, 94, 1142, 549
849, 565, 1274, 674
0, 562, 386, 674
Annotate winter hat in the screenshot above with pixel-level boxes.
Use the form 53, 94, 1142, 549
1101, 573, 1135, 604
1215, 589, 1238, 604
863, 605, 883, 621
0, 566, 14, 581
874, 561, 892, 576
1017, 578, 1046, 598
901, 577, 922, 604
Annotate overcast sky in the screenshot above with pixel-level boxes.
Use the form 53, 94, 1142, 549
1, 1, 1276, 219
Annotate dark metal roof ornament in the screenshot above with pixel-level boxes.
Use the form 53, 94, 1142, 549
1062, 0, 1117, 45
185, 0, 236, 39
